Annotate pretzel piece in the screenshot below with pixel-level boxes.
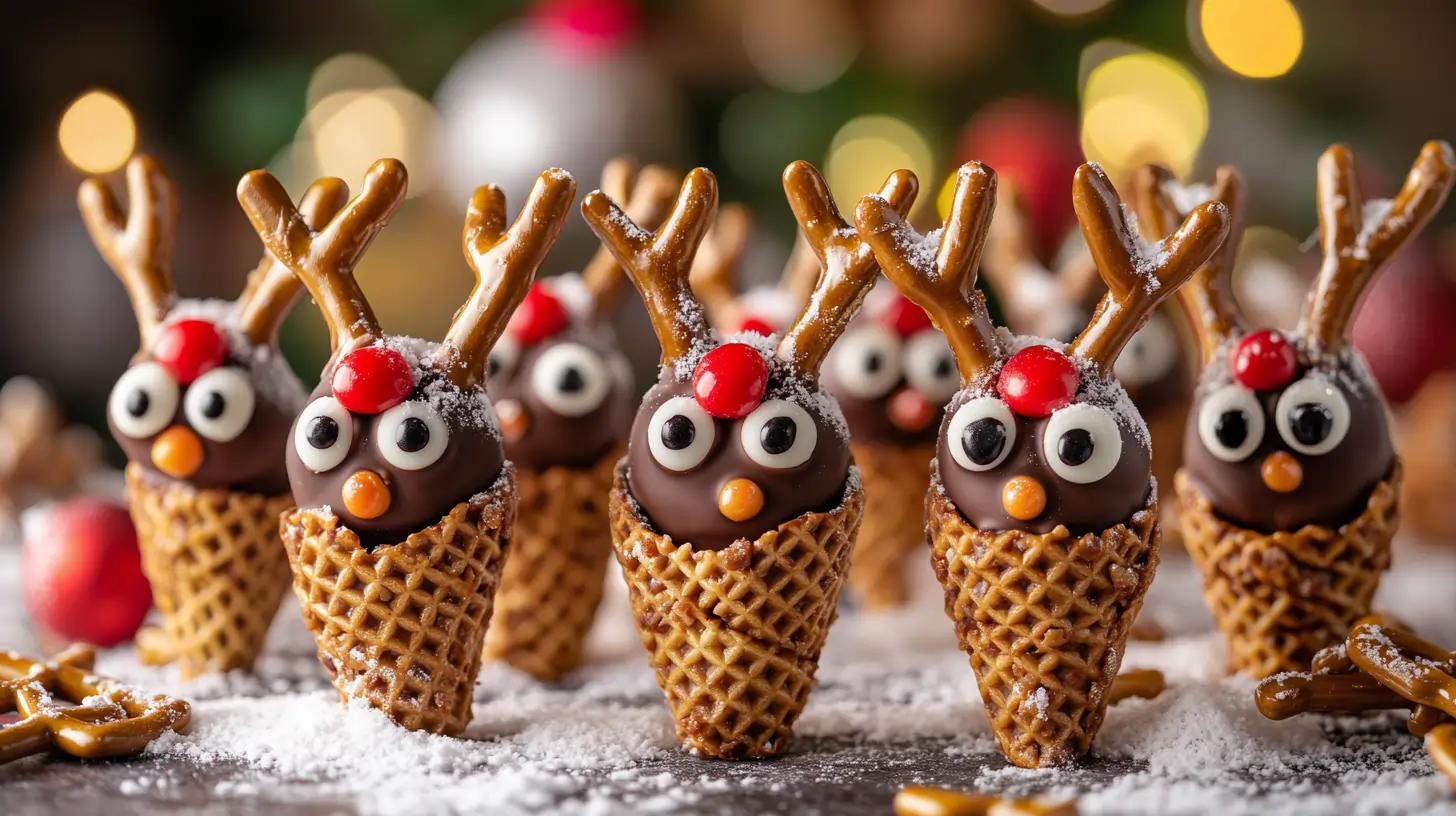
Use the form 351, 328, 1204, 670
779, 230, 822, 309
688, 203, 754, 330
581, 159, 681, 315
1108, 668, 1166, 705
236, 178, 350, 346
1255, 668, 1411, 721
894, 786, 1079, 816
1348, 618, 1456, 721
1428, 723, 1456, 790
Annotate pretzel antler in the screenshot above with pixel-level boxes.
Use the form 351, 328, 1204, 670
1301, 141, 1456, 358
857, 162, 1001, 386
443, 168, 576, 390
78, 154, 179, 348
982, 182, 1096, 341
779, 160, 918, 377
582, 168, 718, 369
581, 158, 680, 316
688, 203, 754, 330
778, 230, 821, 309
1068, 162, 1230, 375
235, 178, 350, 346
236, 159, 408, 356
1134, 164, 1248, 365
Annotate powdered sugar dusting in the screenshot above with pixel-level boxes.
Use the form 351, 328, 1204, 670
378, 335, 498, 437
165, 299, 306, 414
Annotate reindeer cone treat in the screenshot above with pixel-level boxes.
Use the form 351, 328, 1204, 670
237, 159, 575, 734
860, 162, 1230, 768
1154, 142, 1456, 678
582, 162, 886, 759
482, 159, 677, 681
81, 155, 342, 678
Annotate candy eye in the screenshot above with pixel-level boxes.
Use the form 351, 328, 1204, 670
377, 400, 450, 471
530, 342, 610, 417
903, 330, 960, 404
1274, 375, 1350, 456
831, 324, 903, 400
647, 396, 716, 472
1197, 384, 1265, 462
1042, 403, 1123, 484
740, 399, 818, 469
294, 396, 353, 473
1113, 312, 1178, 387
945, 397, 1016, 472
488, 335, 520, 381
183, 367, 256, 443
109, 362, 180, 439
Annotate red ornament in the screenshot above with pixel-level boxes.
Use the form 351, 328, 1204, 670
152, 319, 228, 384
332, 346, 415, 414
508, 284, 571, 347
997, 345, 1080, 418
736, 316, 777, 337
530, 0, 640, 59
1230, 329, 1299, 391
693, 343, 769, 419
883, 294, 934, 338
22, 497, 151, 647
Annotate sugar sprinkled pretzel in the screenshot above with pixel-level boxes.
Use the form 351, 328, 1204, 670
894, 785, 1079, 816
1347, 617, 1456, 722
0, 645, 191, 763
581, 158, 680, 316
1107, 668, 1166, 705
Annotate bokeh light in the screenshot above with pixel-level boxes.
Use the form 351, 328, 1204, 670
1200, 0, 1303, 79
307, 88, 439, 199
1031, 0, 1116, 17
57, 91, 136, 173
826, 116, 934, 217
742, 0, 858, 92
306, 52, 401, 109
1080, 49, 1208, 179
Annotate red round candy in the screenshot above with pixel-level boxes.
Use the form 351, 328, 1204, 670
508, 284, 571, 347
693, 343, 770, 419
997, 345, 1080, 418
22, 497, 151, 647
736, 316, 777, 337
1230, 329, 1299, 391
152, 319, 227, 384
332, 346, 415, 414
883, 294, 934, 338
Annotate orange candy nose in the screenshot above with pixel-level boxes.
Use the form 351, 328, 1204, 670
888, 388, 936, 432
1261, 450, 1303, 493
151, 426, 204, 480
496, 399, 529, 442
718, 478, 765, 522
1001, 475, 1047, 521
342, 470, 392, 519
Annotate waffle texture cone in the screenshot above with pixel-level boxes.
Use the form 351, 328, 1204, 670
281, 467, 516, 736
846, 442, 933, 611
483, 451, 618, 681
608, 462, 864, 759
926, 468, 1161, 769
1176, 465, 1398, 679
125, 464, 293, 679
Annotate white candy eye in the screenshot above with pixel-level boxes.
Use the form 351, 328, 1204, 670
903, 330, 961, 404
1197, 384, 1265, 462
740, 399, 818, 469
294, 396, 354, 473
530, 342, 610, 417
109, 362, 180, 439
946, 397, 1016, 472
647, 396, 716, 472
377, 400, 450, 471
1043, 403, 1124, 484
831, 324, 903, 400
1275, 375, 1350, 456
488, 335, 520, 381
183, 367, 256, 443
1113, 313, 1178, 387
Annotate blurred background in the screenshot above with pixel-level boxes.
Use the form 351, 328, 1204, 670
1, 0, 1454, 462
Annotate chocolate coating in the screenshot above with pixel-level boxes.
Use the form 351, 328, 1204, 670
822, 323, 950, 448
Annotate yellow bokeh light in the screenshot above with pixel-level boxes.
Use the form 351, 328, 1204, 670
57, 91, 136, 173
826, 116, 934, 217
1080, 50, 1208, 180
1200, 0, 1302, 79
307, 53, 401, 109
1031, 0, 1115, 17
936, 170, 958, 221
309, 88, 438, 198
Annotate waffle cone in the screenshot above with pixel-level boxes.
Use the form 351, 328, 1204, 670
483, 451, 619, 681
926, 468, 1161, 769
281, 467, 516, 735
1176, 465, 1398, 679
608, 462, 864, 759
847, 442, 933, 611
125, 464, 293, 679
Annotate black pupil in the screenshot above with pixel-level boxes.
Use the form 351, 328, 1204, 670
307, 416, 338, 449
1058, 428, 1095, 466
933, 356, 954, 379
488, 355, 502, 377
761, 416, 797, 455
397, 417, 431, 453
1214, 410, 1248, 449
126, 390, 150, 418
1291, 403, 1333, 446
661, 415, 695, 451
864, 352, 883, 374
961, 418, 1006, 466
200, 392, 226, 420
559, 367, 586, 393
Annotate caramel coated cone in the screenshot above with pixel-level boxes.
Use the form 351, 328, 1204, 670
927, 469, 1160, 768
281, 467, 516, 735
483, 451, 618, 681
1176, 466, 1398, 679
847, 442, 933, 611
125, 464, 293, 679
609, 463, 864, 759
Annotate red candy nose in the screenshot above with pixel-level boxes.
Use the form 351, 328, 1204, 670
883, 294, 933, 338
693, 343, 770, 419
998, 345, 1080, 418
1231, 329, 1299, 391
737, 316, 777, 337
508, 284, 570, 346
332, 346, 415, 414
152, 319, 227, 384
